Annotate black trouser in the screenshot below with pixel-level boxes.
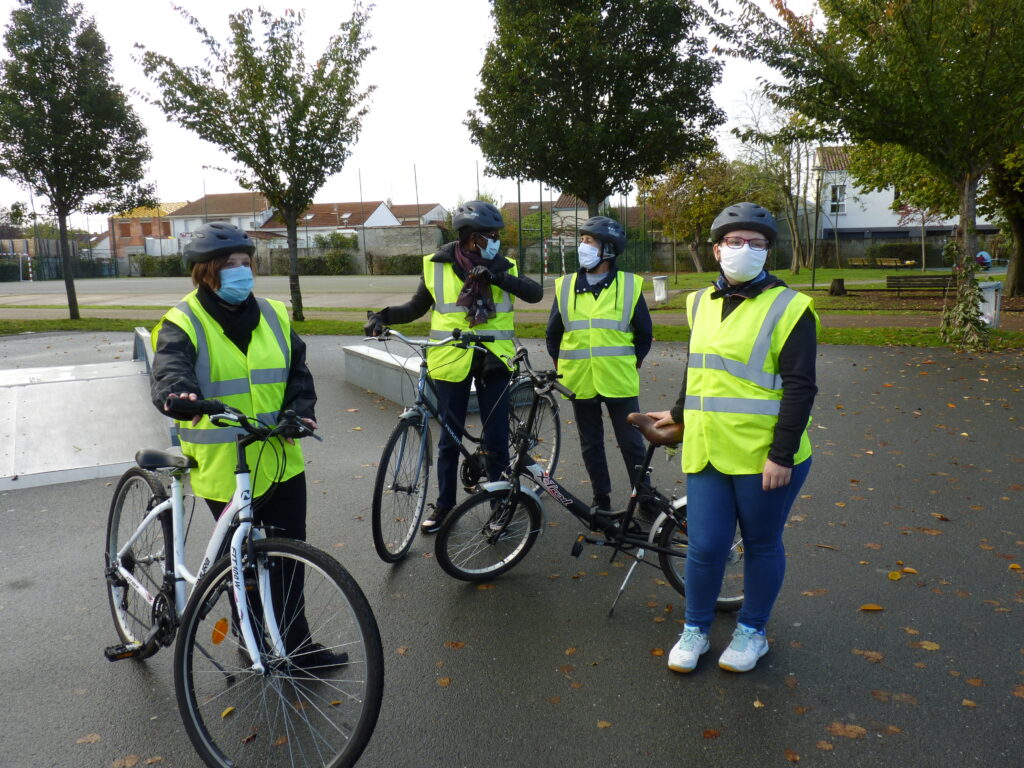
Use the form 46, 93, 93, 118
570, 395, 647, 507
204, 472, 310, 651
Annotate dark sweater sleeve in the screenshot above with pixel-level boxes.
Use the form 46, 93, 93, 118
379, 278, 434, 325
497, 271, 544, 304
281, 330, 317, 422
150, 320, 202, 420
632, 295, 653, 366
545, 298, 564, 362
767, 309, 818, 467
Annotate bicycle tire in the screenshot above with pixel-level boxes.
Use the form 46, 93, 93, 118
371, 415, 431, 562
105, 467, 170, 658
508, 377, 561, 476
174, 538, 384, 768
435, 489, 542, 581
657, 506, 744, 612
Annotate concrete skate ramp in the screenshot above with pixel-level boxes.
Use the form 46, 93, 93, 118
0, 329, 170, 490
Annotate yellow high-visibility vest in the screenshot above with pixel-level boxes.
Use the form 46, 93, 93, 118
152, 291, 303, 500
555, 271, 642, 399
422, 254, 516, 382
682, 285, 818, 475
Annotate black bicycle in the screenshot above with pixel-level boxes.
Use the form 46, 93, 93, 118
368, 328, 560, 563
434, 348, 744, 615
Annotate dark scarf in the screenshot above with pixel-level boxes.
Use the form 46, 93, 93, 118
196, 284, 260, 353
453, 242, 496, 327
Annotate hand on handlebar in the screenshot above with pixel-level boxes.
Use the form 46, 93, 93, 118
281, 416, 319, 445
364, 311, 386, 338
165, 393, 203, 425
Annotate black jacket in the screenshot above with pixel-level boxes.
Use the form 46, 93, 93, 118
668, 271, 817, 467
150, 286, 317, 423
544, 266, 654, 366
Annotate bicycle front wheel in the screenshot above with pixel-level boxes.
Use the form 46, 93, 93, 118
657, 508, 744, 612
435, 489, 542, 581
371, 415, 431, 562
508, 377, 561, 475
105, 467, 170, 657
174, 538, 384, 768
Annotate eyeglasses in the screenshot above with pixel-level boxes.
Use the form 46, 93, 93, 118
721, 236, 770, 252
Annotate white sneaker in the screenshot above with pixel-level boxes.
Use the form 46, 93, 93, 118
667, 625, 709, 674
718, 624, 769, 672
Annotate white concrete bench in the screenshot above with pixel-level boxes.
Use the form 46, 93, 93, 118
343, 343, 478, 413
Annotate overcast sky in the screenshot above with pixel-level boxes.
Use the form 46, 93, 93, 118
0, 0, 810, 231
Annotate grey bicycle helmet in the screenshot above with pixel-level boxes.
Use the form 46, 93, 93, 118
710, 202, 778, 244
580, 215, 627, 257
184, 221, 256, 265
452, 200, 504, 232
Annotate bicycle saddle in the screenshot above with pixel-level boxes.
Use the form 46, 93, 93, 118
627, 412, 683, 447
135, 449, 198, 470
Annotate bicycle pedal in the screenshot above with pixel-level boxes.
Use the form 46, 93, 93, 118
104, 643, 144, 662
570, 535, 584, 558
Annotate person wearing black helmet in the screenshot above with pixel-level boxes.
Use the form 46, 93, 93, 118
545, 215, 654, 515
646, 202, 819, 675
150, 221, 345, 668
365, 200, 543, 533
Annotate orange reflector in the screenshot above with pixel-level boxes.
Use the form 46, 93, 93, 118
212, 617, 229, 645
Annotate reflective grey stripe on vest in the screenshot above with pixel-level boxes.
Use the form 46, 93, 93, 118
687, 288, 799, 390
688, 287, 709, 327
256, 298, 291, 368
684, 395, 781, 417
559, 345, 636, 360
178, 410, 281, 445
433, 261, 512, 314
559, 273, 634, 332
428, 329, 515, 341
176, 301, 249, 397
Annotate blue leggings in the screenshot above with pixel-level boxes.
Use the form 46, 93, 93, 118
683, 459, 811, 633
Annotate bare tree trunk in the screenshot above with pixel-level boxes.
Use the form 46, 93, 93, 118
587, 192, 601, 218
688, 240, 703, 272
960, 172, 980, 261
1005, 211, 1024, 298
286, 219, 305, 321
57, 210, 80, 320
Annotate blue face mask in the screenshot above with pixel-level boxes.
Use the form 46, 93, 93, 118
479, 236, 500, 261
216, 265, 254, 304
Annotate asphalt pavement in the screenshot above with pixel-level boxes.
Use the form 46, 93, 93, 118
0, 333, 1022, 767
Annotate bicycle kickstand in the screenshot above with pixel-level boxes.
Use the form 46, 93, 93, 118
607, 547, 645, 617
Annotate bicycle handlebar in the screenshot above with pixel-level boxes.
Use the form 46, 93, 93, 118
165, 397, 323, 442
509, 345, 575, 400
367, 326, 493, 349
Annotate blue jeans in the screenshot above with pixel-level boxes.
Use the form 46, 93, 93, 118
683, 459, 811, 632
432, 370, 511, 510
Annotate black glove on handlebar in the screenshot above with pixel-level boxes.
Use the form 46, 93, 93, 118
364, 311, 386, 337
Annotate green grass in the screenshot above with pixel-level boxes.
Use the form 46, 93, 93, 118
3, 317, 1021, 350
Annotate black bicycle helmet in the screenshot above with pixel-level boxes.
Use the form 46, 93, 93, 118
184, 221, 256, 265
452, 200, 504, 232
710, 202, 778, 244
579, 215, 627, 257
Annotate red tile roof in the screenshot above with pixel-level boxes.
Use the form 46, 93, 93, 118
170, 192, 269, 218
816, 146, 850, 172
259, 201, 386, 229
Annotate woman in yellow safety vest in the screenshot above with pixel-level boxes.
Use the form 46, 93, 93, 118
545, 215, 654, 514
150, 221, 346, 669
364, 201, 543, 533
647, 202, 818, 675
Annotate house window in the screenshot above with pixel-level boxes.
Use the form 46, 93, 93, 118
118, 223, 131, 238
830, 184, 846, 214
141, 222, 153, 236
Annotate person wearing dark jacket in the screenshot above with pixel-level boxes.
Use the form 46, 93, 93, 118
545, 216, 654, 514
365, 201, 543, 533
646, 202, 818, 675
150, 221, 345, 668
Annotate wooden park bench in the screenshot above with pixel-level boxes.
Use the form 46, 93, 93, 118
846, 257, 870, 268
877, 257, 916, 269
885, 274, 955, 297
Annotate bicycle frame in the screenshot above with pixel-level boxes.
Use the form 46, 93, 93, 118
110, 434, 285, 672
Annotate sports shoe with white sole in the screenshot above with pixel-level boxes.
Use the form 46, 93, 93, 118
718, 624, 769, 672
667, 625, 710, 674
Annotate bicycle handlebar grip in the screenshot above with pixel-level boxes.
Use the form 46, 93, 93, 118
460, 332, 495, 344
551, 380, 576, 400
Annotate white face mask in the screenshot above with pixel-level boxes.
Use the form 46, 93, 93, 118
578, 242, 601, 270
719, 244, 767, 283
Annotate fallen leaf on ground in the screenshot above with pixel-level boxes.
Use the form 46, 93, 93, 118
816, 741, 834, 751
888, 571, 903, 581
785, 748, 800, 762
597, 720, 612, 729
477, 583, 495, 590
901, 567, 918, 574
396, 646, 410, 655
651, 648, 665, 657
437, 677, 451, 688
444, 641, 466, 649
144, 758, 164, 765
826, 723, 867, 739
548, 697, 561, 705
753, 698, 765, 708
962, 699, 977, 708
1011, 685, 1024, 699
853, 649, 884, 663
816, 544, 838, 550
221, 707, 235, 719
910, 640, 941, 651
76, 734, 101, 745
859, 603, 884, 611
801, 588, 828, 596
703, 730, 720, 739
112, 758, 139, 768
966, 678, 984, 687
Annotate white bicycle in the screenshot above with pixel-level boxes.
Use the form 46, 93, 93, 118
104, 399, 383, 768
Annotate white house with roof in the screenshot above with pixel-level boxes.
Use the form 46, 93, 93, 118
389, 203, 447, 226
162, 192, 273, 242
258, 201, 400, 247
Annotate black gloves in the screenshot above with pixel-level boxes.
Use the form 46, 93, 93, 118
364, 310, 386, 337
469, 265, 506, 286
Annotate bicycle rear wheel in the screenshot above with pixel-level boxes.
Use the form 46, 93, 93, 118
371, 415, 430, 562
508, 377, 560, 475
174, 538, 384, 768
105, 467, 170, 658
657, 505, 744, 611
435, 489, 542, 581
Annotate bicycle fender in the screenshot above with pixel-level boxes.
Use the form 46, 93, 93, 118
398, 408, 422, 422
477, 480, 545, 528
648, 495, 687, 545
